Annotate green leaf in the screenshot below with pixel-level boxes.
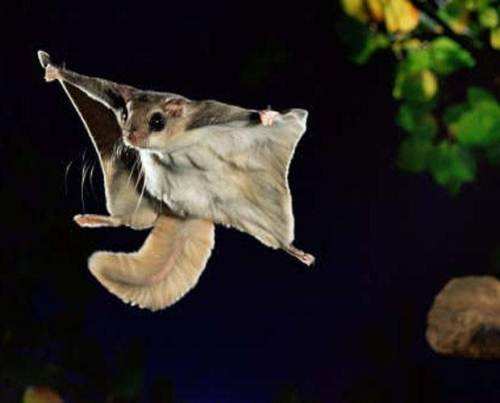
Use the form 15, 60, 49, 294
397, 137, 434, 173
428, 37, 475, 75
396, 103, 438, 138
492, 26, 500, 49
337, 17, 390, 65
479, 7, 499, 29
428, 142, 476, 193
438, 0, 472, 34
393, 46, 441, 102
354, 33, 390, 64
467, 86, 498, 104
440, 0, 468, 18
404, 48, 432, 73
443, 103, 469, 125
452, 101, 500, 146
394, 68, 438, 102
464, 0, 492, 11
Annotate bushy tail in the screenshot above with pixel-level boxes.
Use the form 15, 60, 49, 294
88, 215, 215, 311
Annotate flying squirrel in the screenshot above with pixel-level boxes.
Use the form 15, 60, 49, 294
37, 50, 315, 311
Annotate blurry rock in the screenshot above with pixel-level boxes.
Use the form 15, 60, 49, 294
427, 276, 500, 359
23, 386, 63, 403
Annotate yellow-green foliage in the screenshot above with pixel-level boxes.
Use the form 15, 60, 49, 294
340, 0, 500, 193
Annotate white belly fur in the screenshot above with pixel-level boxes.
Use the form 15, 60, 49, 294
138, 109, 307, 248
140, 148, 229, 219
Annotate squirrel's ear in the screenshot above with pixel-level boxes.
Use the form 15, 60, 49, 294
162, 98, 188, 118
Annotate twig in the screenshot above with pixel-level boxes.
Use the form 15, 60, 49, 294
412, 0, 481, 52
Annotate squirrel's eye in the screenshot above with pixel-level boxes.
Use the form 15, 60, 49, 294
121, 109, 128, 122
149, 112, 166, 132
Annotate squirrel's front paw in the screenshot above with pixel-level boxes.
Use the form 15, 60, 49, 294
44, 65, 61, 82
73, 214, 121, 228
259, 110, 280, 126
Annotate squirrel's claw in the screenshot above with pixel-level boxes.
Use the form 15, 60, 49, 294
37, 50, 51, 68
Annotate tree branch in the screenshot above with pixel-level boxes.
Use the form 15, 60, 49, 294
412, 0, 481, 53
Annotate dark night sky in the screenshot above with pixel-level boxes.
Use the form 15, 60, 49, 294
3, 1, 500, 402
